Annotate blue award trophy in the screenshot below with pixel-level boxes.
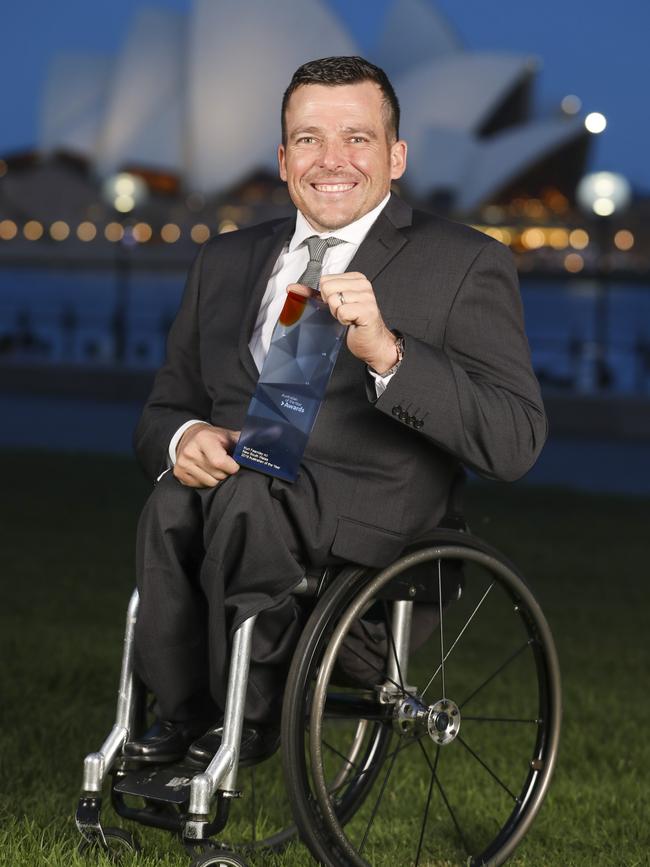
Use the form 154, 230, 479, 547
234, 236, 345, 482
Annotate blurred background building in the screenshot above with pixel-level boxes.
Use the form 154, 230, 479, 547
1, 0, 649, 491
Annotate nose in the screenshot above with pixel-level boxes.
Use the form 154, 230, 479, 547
319, 138, 345, 171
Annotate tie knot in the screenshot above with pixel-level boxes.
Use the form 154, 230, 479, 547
304, 235, 345, 265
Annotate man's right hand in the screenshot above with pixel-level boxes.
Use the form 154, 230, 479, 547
173, 423, 241, 488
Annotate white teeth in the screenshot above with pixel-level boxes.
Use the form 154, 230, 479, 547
313, 183, 355, 192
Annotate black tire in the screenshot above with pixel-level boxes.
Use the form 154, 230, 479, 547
78, 826, 140, 862
190, 850, 249, 867
283, 531, 562, 867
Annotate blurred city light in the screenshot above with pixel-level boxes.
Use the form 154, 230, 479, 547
614, 229, 634, 251
104, 222, 124, 242
0, 219, 18, 240
102, 172, 147, 214
564, 253, 584, 273
584, 112, 607, 134
569, 229, 589, 249
49, 221, 70, 241
77, 222, 97, 242
133, 222, 153, 243
24, 220, 44, 241
561, 94, 582, 115
191, 223, 211, 243
218, 219, 238, 234
161, 223, 181, 243
577, 172, 632, 216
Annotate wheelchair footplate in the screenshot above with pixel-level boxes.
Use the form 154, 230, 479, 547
113, 761, 199, 805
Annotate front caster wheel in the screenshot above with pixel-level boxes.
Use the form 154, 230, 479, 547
190, 851, 249, 867
79, 826, 140, 862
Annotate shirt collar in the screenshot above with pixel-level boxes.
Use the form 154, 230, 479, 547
289, 192, 391, 253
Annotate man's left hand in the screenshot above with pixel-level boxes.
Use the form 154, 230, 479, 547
287, 272, 399, 374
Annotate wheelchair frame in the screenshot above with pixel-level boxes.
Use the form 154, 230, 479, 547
75, 529, 562, 867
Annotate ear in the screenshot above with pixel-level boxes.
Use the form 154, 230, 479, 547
389, 139, 407, 181
278, 144, 287, 182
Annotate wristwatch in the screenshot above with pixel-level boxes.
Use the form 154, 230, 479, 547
373, 332, 404, 377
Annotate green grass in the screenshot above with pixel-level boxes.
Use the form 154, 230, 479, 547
1, 450, 649, 866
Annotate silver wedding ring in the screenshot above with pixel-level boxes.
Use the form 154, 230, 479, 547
338, 291, 345, 306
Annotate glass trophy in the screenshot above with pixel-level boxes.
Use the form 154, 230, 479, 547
234, 290, 345, 482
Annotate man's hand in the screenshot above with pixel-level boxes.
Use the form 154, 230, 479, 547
287, 272, 399, 374
173, 423, 240, 488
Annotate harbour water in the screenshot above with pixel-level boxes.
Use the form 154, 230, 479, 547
1, 266, 650, 395
1, 265, 650, 496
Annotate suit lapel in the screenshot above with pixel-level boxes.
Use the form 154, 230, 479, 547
238, 217, 295, 381
346, 193, 412, 308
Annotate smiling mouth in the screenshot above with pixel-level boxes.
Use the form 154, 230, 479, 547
311, 183, 357, 193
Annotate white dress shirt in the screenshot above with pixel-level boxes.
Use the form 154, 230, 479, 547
169, 193, 396, 466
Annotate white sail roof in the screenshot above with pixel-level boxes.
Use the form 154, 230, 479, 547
94, 6, 186, 175
456, 115, 585, 212
396, 52, 536, 135
186, 0, 357, 192
373, 0, 460, 78
40, 54, 113, 155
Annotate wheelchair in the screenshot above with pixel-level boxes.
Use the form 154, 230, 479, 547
75, 503, 561, 867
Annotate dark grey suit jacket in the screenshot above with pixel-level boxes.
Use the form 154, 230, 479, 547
134, 194, 546, 568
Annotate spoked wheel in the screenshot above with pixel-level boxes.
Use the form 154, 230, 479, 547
78, 826, 140, 862
190, 850, 249, 867
283, 532, 562, 867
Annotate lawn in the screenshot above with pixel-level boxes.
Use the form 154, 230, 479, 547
0, 450, 648, 866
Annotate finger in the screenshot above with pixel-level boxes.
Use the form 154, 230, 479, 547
199, 446, 240, 476
173, 463, 220, 488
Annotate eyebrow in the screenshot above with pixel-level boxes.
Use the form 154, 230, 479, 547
289, 126, 379, 140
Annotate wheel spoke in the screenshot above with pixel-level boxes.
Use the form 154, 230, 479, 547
338, 638, 406, 696
415, 747, 440, 866
457, 734, 519, 802
434, 764, 471, 857
422, 582, 495, 698
321, 737, 360, 772
459, 639, 532, 709
358, 732, 402, 854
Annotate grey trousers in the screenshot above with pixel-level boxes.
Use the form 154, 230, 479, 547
133, 469, 325, 725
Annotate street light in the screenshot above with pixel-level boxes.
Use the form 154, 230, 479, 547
576, 171, 632, 390
102, 173, 148, 363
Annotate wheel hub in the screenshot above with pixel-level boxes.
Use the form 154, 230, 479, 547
393, 695, 461, 745
427, 699, 461, 744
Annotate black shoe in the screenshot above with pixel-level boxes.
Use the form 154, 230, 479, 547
186, 722, 280, 768
123, 718, 209, 764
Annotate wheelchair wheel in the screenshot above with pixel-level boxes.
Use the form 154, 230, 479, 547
78, 826, 140, 862
282, 532, 561, 867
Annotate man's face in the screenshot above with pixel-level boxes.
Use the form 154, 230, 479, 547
278, 81, 407, 232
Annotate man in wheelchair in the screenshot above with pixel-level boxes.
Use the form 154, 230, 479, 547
124, 55, 546, 785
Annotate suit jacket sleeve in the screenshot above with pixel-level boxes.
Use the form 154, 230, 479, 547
134, 245, 212, 480
374, 238, 547, 482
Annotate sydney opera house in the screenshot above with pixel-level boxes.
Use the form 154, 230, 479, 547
38, 0, 590, 208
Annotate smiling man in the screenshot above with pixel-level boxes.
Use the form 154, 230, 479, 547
126, 57, 546, 767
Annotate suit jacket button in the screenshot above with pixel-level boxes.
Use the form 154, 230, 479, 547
416, 419, 424, 429
392, 405, 401, 416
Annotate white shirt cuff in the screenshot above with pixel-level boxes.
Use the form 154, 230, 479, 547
368, 367, 397, 398
169, 419, 210, 466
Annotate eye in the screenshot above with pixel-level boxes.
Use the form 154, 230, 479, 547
296, 136, 317, 144
349, 136, 369, 144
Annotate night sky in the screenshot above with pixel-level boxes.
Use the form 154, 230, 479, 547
3, 0, 649, 191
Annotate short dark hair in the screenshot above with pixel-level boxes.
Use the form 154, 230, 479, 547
281, 56, 400, 144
